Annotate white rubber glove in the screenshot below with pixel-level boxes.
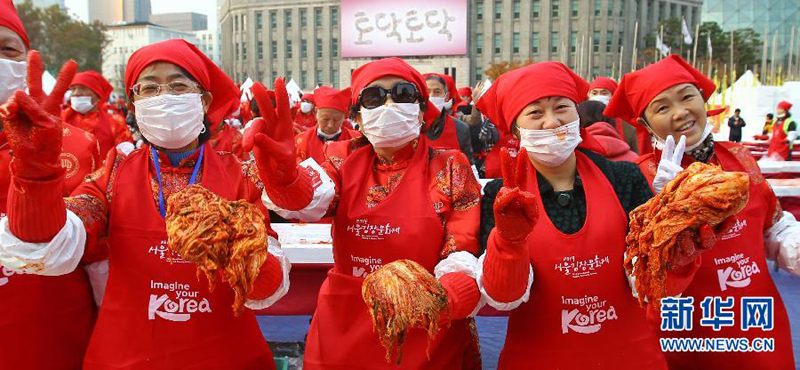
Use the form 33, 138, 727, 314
653, 135, 686, 194
787, 130, 798, 142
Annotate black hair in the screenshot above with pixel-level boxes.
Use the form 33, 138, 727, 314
767, 113, 774, 119
425, 75, 448, 93
734, 108, 741, 113
577, 100, 615, 129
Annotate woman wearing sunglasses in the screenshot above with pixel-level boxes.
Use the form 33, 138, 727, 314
0, 39, 291, 368
248, 57, 483, 369
605, 55, 798, 369
475, 62, 672, 369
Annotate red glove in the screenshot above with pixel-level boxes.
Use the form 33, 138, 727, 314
242, 79, 312, 210
494, 147, 539, 243
669, 216, 736, 269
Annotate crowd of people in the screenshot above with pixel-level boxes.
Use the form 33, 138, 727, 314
0, 0, 799, 369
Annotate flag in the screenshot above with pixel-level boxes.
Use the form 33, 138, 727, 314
707, 34, 713, 59
656, 34, 671, 56
682, 18, 693, 44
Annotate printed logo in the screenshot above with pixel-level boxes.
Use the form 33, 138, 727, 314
350, 255, 384, 278
561, 295, 618, 334
147, 240, 190, 264
720, 219, 748, 241
59, 152, 80, 179
715, 253, 761, 291
555, 255, 610, 279
346, 219, 401, 241
148, 280, 211, 322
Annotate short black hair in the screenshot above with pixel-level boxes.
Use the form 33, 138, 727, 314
767, 113, 774, 119
735, 108, 741, 113
577, 100, 615, 129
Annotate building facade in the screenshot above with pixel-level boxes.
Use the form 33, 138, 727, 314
150, 12, 209, 32
195, 29, 222, 65
123, 0, 151, 23
702, 0, 800, 60
12, 0, 64, 9
220, 0, 703, 90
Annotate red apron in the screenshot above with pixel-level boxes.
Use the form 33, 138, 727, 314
498, 151, 666, 369
429, 115, 460, 151
63, 108, 116, 158
767, 118, 791, 160
83, 144, 273, 369
649, 143, 796, 369
304, 139, 475, 369
484, 134, 520, 178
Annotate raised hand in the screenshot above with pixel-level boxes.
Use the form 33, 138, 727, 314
26, 51, 77, 117
493, 147, 539, 242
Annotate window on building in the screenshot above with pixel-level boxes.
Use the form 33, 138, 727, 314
551, 32, 559, 53
494, 33, 501, 54
300, 9, 307, 27
301, 39, 308, 57
314, 7, 322, 27
316, 70, 323, 85
593, 65, 599, 77
552, 0, 559, 17
531, 31, 539, 53
608, 0, 614, 16
272, 70, 277, 82
256, 12, 262, 30
331, 7, 339, 26
475, 66, 483, 82
513, 32, 520, 53
242, 42, 247, 59
477, 1, 484, 20
571, 0, 579, 16
570, 31, 577, 52
287, 40, 293, 58
235, 42, 239, 59
332, 38, 339, 57
532, 0, 540, 18
242, 14, 247, 31
618, 30, 623, 50
606, 30, 613, 52
285, 10, 292, 28
513, 0, 520, 18
332, 69, 339, 87
593, 30, 600, 52
594, 0, 601, 15
495, 0, 502, 19
257, 41, 263, 59
270, 11, 276, 29
301, 71, 307, 88
619, 0, 625, 16
316, 39, 323, 57
234, 15, 239, 31
271, 41, 277, 58
476, 33, 484, 54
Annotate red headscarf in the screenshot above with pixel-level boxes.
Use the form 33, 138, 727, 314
350, 57, 440, 127
604, 55, 716, 127
314, 86, 350, 113
588, 77, 618, 94
476, 61, 589, 134
458, 87, 473, 98
778, 101, 793, 112
0, 0, 28, 48
423, 73, 462, 107
301, 93, 315, 105
71, 71, 113, 102
125, 39, 240, 125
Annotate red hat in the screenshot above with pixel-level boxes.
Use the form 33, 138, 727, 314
604, 55, 716, 127
125, 39, 240, 125
314, 86, 350, 113
778, 101, 793, 112
301, 92, 315, 105
458, 87, 473, 98
423, 73, 462, 107
71, 71, 113, 102
475, 61, 589, 134
350, 57, 439, 127
0, 0, 28, 48
589, 77, 618, 94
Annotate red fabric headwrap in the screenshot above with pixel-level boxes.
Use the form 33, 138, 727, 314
589, 77, 618, 94
604, 55, 716, 128
71, 71, 113, 102
0, 0, 28, 48
423, 73, 462, 107
350, 57, 440, 128
302, 93, 315, 105
314, 86, 350, 113
457, 87, 473, 97
778, 101, 793, 112
125, 39, 240, 125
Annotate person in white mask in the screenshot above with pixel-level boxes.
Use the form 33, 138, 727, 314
423, 73, 473, 162
0, 38, 292, 368
605, 54, 799, 369
474, 61, 670, 369
587, 76, 641, 154
293, 92, 317, 133
246, 57, 485, 368
294, 86, 361, 165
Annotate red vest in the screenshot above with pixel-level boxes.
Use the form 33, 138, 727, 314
428, 115, 460, 151
767, 118, 791, 160
63, 107, 115, 158
484, 134, 520, 178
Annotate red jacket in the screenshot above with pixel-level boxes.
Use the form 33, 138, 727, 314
295, 126, 361, 165
586, 122, 638, 162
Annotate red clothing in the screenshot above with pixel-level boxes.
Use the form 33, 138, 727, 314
636, 142, 795, 369
0, 123, 101, 370
294, 112, 317, 133
484, 134, 520, 178
209, 122, 245, 160
428, 115, 461, 151
62, 105, 133, 158
767, 117, 792, 160
294, 126, 360, 165
586, 122, 638, 162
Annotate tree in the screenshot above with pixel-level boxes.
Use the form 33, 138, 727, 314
15, 0, 109, 73
484, 59, 534, 80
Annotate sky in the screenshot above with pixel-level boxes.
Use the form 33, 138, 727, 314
63, 0, 219, 30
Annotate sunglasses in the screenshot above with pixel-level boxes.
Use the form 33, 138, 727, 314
359, 82, 419, 109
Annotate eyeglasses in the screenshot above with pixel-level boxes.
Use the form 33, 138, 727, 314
359, 82, 419, 109
130, 80, 200, 98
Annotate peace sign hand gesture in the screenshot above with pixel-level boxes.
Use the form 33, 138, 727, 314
493, 147, 539, 243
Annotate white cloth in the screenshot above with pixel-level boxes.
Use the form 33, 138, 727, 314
653, 135, 686, 194
262, 158, 335, 222
434, 251, 486, 317
244, 236, 293, 310
116, 142, 135, 156
84, 259, 109, 306
0, 210, 85, 276
764, 211, 800, 276
475, 252, 534, 311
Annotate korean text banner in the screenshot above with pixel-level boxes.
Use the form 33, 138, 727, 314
340, 0, 468, 58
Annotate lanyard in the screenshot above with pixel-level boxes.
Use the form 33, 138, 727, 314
150, 145, 204, 218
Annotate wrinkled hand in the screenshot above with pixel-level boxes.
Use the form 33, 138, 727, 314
472, 80, 485, 103
0, 51, 77, 181
494, 147, 539, 242
653, 135, 686, 194
242, 79, 298, 187
669, 217, 736, 269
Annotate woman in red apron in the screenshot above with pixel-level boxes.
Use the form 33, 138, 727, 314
424, 73, 473, 161
766, 101, 796, 161
475, 62, 675, 369
247, 57, 484, 369
0, 39, 290, 369
605, 54, 798, 369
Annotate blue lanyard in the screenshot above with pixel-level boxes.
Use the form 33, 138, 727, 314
150, 145, 204, 218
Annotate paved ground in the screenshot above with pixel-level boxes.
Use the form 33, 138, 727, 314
259, 269, 800, 369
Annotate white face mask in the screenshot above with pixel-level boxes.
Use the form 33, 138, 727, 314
777, 113, 787, 119
134, 93, 206, 149
300, 102, 313, 114
519, 119, 582, 167
360, 103, 421, 148
429, 96, 453, 112
0, 59, 27, 105
652, 121, 713, 151
589, 95, 611, 105
70, 96, 95, 114
317, 127, 341, 140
